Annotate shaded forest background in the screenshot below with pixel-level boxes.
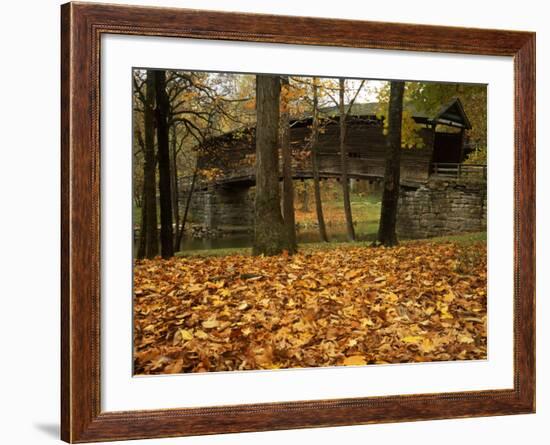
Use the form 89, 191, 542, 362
132, 70, 487, 258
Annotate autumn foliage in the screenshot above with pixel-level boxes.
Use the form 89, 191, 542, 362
134, 241, 486, 374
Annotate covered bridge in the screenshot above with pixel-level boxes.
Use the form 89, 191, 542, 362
195, 98, 474, 186
186, 98, 482, 229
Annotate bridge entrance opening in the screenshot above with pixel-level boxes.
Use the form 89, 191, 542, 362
432, 131, 463, 164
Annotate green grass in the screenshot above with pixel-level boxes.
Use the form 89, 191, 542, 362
175, 231, 487, 258
411, 231, 487, 245
175, 246, 252, 258
352, 192, 381, 205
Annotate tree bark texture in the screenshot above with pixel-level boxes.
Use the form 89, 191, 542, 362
140, 71, 159, 259
154, 70, 174, 258
301, 184, 309, 212
311, 79, 329, 243
170, 126, 181, 252
339, 78, 355, 241
378, 80, 405, 246
253, 75, 291, 256
135, 127, 147, 259
280, 77, 297, 253
175, 166, 197, 250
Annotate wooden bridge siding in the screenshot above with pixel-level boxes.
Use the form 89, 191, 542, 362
294, 124, 434, 183
314, 154, 430, 183
198, 123, 436, 185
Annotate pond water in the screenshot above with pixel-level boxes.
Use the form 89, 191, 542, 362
175, 222, 378, 253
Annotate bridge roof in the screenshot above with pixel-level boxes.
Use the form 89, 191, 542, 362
431, 98, 472, 129
318, 98, 471, 129
199, 98, 471, 150
411, 98, 472, 130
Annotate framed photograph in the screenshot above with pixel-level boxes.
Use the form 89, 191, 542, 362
61, 2, 535, 442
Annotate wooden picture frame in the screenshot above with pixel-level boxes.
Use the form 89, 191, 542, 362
61, 2, 535, 442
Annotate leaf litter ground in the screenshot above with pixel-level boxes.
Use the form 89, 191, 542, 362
134, 241, 486, 374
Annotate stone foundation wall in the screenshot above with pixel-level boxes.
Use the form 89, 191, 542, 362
397, 179, 486, 239
188, 185, 255, 228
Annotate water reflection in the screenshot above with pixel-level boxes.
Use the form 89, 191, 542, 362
172, 222, 378, 253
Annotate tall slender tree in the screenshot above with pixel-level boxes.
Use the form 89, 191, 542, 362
169, 125, 181, 252
175, 165, 198, 250
300, 183, 310, 211
378, 80, 405, 246
310, 78, 329, 242
138, 71, 159, 259
280, 76, 297, 253
338, 78, 355, 241
154, 70, 175, 258
135, 126, 148, 259
253, 74, 291, 256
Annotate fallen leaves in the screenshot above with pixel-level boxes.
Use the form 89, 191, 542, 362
342, 355, 367, 366
402, 336, 424, 344
175, 329, 193, 343
201, 318, 220, 329
133, 241, 487, 374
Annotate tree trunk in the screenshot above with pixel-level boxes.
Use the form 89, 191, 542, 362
154, 70, 174, 258
135, 127, 147, 259
378, 80, 405, 246
253, 75, 291, 256
170, 126, 181, 252
311, 79, 329, 242
280, 77, 297, 253
141, 71, 159, 259
301, 183, 309, 212
175, 166, 198, 250
136, 178, 147, 259
339, 78, 355, 241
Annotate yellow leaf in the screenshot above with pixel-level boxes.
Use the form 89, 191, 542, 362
361, 318, 374, 327
402, 335, 423, 344
437, 302, 454, 319
386, 292, 398, 303
443, 291, 455, 303
458, 334, 475, 344
344, 269, 361, 280
194, 330, 209, 339
419, 338, 436, 353
187, 284, 204, 293
179, 329, 193, 341
440, 310, 454, 320
342, 355, 367, 366
202, 319, 219, 329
